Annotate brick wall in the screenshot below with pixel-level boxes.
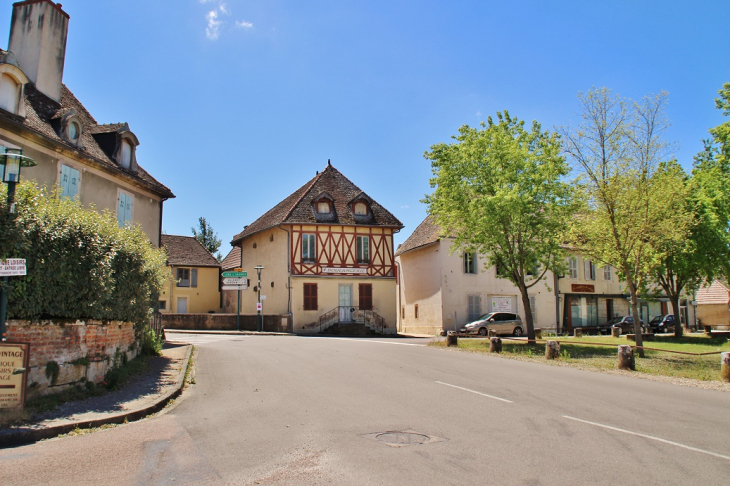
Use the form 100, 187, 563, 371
6, 319, 138, 397
162, 313, 292, 333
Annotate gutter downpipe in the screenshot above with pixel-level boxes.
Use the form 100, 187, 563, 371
278, 225, 293, 331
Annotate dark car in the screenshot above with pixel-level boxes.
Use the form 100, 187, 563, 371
608, 316, 646, 335
648, 314, 675, 334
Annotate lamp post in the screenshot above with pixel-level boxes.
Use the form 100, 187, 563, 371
0, 148, 36, 341
255, 265, 264, 332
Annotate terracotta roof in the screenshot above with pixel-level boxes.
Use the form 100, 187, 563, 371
395, 215, 442, 256
0, 63, 174, 199
161, 235, 220, 267
231, 162, 403, 244
220, 247, 242, 271
696, 280, 730, 305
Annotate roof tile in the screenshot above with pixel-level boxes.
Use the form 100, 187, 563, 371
161, 235, 220, 267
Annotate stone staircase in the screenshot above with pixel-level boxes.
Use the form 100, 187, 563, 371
320, 322, 379, 336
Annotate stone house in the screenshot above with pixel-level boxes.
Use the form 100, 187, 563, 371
0, 0, 174, 247
223, 161, 403, 333
159, 235, 221, 314
396, 215, 692, 335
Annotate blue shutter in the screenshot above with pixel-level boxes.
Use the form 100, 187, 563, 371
117, 194, 126, 227
60, 165, 79, 199
125, 194, 133, 224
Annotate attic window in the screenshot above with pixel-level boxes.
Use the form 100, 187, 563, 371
120, 139, 133, 170
68, 121, 80, 142
354, 202, 368, 216
0, 74, 20, 114
317, 201, 331, 214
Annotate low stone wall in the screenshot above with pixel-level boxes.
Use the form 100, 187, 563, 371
162, 313, 292, 333
6, 319, 138, 398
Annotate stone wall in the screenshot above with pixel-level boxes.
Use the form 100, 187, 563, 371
162, 313, 291, 333
6, 319, 138, 397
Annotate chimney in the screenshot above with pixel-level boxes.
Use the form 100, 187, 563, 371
8, 1, 70, 102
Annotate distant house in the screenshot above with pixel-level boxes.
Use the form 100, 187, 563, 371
396, 215, 693, 335
695, 280, 730, 330
0, 1, 173, 246
225, 161, 403, 333
160, 235, 221, 314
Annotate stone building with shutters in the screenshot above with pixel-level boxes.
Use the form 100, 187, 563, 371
0, 1, 173, 246
224, 161, 403, 334
159, 235, 221, 314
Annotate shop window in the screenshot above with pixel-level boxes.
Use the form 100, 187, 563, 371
359, 283, 373, 310
302, 233, 316, 262
464, 252, 477, 274
304, 283, 318, 310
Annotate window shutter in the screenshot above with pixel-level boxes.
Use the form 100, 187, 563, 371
191, 268, 198, 288
125, 194, 133, 224
117, 194, 126, 227
584, 259, 590, 280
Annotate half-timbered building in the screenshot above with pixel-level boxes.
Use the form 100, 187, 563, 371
225, 161, 403, 333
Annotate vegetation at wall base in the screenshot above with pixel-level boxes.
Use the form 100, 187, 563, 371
431, 335, 730, 382
0, 182, 168, 336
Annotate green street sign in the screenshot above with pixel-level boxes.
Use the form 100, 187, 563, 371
222, 271, 247, 278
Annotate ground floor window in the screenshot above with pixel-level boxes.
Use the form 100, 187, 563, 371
158, 300, 166, 311
304, 283, 318, 310
467, 294, 481, 322
570, 295, 598, 327
359, 283, 373, 310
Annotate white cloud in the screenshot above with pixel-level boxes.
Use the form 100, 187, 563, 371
219, 3, 229, 15
476, 111, 482, 116
400, 205, 410, 209
205, 10, 223, 40
199, 0, 215, 3
236, 20, 254, 29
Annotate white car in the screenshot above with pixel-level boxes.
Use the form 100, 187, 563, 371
460, 312, 524, 337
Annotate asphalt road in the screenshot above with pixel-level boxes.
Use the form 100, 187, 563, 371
1, 333, 729, 485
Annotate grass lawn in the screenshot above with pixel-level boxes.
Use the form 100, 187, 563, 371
430, 334, 730, 382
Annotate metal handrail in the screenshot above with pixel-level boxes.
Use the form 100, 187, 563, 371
316, 306, 386, 334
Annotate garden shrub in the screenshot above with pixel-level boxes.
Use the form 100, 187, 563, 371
0, 182, 168, 335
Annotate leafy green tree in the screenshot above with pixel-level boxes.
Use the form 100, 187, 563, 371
424, 111, 574, 342
192, 216, 222, 261
562, 88, 688, 354
651, 83, 730, 337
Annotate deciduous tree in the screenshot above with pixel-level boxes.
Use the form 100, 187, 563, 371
192, 216, 222, 261
424, 111, 574, 342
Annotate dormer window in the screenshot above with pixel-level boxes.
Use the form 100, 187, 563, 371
120, 139, 133, 170
354, 202, 368, 215
0, 73, 20, 114
317, 201, 331, 214
68, 121, 80, 141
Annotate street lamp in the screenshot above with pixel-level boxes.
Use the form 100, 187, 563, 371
0, 148, 36, 342
254, 265, 264, 332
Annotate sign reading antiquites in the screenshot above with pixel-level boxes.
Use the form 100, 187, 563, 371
0, 343, 29, 410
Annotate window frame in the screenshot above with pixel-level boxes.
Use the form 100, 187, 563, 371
60, 164, 80, 199
177, 268, 190, 287
604, 265, 612, 281
585, 259, 596, 281
303, 283, 318, 311
568, 257, 578, 279
464, 252, 477, 274
302, 233, 317, 262
116, 190, 134, 227
356, 235, 370, 264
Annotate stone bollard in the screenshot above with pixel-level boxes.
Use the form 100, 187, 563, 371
488, 329, 497, 337
446, 332, 458, 347
535, 329, 543, 339
489, 337, 502, 353
545, 340, 560, 359
611, 326, 620, 338
574, 328, 583, 338
722, 352, 730, 382
617, 345, 635, 370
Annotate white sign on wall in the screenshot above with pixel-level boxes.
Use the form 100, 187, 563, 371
491, 296, 513, 313
322, 267, 367, 275
0, 259, 26, 276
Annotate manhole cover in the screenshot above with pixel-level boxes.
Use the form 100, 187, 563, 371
363, 430, 445, 447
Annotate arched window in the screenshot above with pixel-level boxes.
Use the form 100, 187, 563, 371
0, 74, 20, 114
120, 139, 132, 169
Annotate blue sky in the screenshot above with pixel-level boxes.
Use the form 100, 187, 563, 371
2, 1, 729, 256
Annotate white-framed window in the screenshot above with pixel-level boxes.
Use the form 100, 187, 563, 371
357, 235, 370, 263
464, 252, 477, 274
354, 202, 368, 215
467, 294, 481, 322
302, 233, 316, 262
60, 164, 80, 199
568, 257, 578, 279
117, 191, 134, 227
604, 265, 611, 281
584, 259, 596, 280
0, 73, 20, 114
120, 139, 133, 170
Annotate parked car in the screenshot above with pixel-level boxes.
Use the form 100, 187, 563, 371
608, 316, 646, 335
460, 312, 524, 337
647, 314, 675, 334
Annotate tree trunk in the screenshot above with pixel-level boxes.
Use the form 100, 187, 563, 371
627, 280, 644, 357
518, 284, 536, 343
670, 295, 683, 338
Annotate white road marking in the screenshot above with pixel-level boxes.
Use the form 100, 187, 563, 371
563, 415, 730, 462
435, 381, 513, 403
324, 337, 425, 346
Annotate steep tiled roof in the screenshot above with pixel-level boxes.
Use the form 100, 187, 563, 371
696, 280, 730, 305
161, 235, 220, 267
0, 65, 174, 199
395, 215, 442, 256
231, 162, 403, 244
220, 246, 242, 271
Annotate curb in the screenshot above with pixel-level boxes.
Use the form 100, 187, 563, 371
165, 329, 293, 336
0, 345, 193, 449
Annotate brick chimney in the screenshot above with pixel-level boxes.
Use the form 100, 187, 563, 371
8, 0, 69, 102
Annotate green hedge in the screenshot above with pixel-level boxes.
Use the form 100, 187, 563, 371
0, 182, 167, 332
